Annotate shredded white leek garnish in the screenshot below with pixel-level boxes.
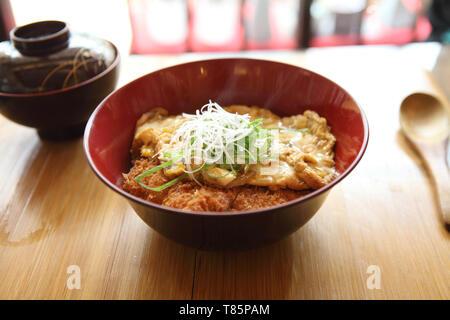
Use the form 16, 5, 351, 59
166, 101, 271, 171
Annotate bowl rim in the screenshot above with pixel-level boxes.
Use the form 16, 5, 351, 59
84, 57, 369, 217
0, 39, 120, 98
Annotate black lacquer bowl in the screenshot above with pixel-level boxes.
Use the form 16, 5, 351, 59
0, 20, 119, 140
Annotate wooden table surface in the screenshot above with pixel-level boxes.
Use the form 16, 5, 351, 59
0, 43, 449, 300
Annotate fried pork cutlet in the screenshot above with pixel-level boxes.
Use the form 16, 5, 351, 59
123, 158, 308, 212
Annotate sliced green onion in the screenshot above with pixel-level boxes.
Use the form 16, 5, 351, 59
249, 118, 263, 127
163, 151, 184, 158
145, 173, 189, 191
135, 155, 182, 187
135, 157, 180, 181
135, 158, 211, 192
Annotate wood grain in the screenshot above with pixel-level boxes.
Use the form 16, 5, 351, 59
0, 44, 449, 300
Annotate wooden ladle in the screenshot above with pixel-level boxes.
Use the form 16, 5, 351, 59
400, 93, 450, 225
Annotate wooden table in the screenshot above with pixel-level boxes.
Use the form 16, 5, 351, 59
0, 43, 449, 300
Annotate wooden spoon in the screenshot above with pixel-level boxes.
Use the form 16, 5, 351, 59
400, 93, 450, 225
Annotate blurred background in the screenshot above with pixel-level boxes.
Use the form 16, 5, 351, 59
1, 0, 449, 57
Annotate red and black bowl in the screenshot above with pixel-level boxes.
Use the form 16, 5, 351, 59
84, 58, 369, 250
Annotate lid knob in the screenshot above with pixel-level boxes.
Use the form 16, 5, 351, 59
10, 20, 70, 56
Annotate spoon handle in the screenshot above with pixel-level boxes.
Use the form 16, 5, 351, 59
416, 138, 450, 225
